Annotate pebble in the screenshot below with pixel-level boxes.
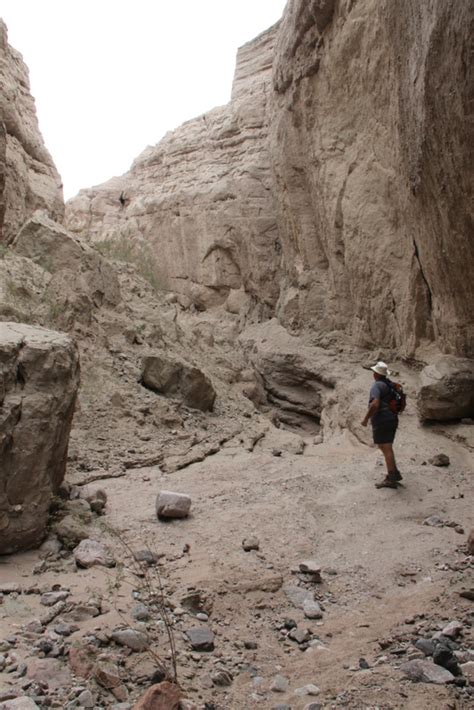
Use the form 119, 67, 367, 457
284, 585, 314, 610
185, 626, 215, 652
244, 639, 258, 649
76, 689, 94, 707
294, 684, 320, 696
415, 639, 436, 656
242, 537, 259, 552
132, 603, 150, 621
111, 628, 149, 652
289, 627, 310, 644
210, 669, 233, 686
270, 674, 289, 692
196, 613, 208, 622
441, 620, 463, 639
303, 599, 323, 620
429, 453, 450, 467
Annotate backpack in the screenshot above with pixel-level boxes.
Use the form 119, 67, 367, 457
385, 378, 407, 414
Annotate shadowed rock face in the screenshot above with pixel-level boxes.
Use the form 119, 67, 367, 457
0, 322, 80, 554
0, 21, 64, 244
65, 1, 473, 359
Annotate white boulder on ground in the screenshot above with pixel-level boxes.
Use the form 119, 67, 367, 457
0, 322, 80, 554
156, 491, 192, 519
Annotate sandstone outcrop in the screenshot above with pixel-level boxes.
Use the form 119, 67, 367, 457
141, 352, 216, 411
0, 322, 80, 554
65, 26, 281, 314
417, 355, 474, 421
0, 21, 63, 244
65, 1, 473, 361
270, 0, 474, 357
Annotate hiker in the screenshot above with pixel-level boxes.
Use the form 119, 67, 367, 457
361, 361, 402, 489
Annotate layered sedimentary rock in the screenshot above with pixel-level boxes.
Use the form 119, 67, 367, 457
0, 21, 63, 243
65, 1, 473, 360
0, 322, 80, 553
270, 0, 474, 358
66, 26, 281, 314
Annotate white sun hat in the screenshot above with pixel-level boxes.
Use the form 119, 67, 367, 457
370, 361, 391, 377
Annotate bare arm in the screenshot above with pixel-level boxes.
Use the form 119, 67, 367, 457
361, 398, 380, 426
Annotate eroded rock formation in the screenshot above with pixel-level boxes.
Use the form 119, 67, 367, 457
0, 21, 63, 243
66, 0, 473, 360
0, 322, 80, 553
66, 26, 281, 315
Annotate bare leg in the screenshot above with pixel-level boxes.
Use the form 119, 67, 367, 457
378, 443, 397, 475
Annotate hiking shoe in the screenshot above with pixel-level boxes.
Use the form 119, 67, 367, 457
392, 469, 403, 481
375, 477, 398, 489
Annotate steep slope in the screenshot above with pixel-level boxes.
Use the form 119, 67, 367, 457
0, 20, 64, 243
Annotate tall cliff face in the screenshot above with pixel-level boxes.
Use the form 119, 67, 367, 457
0, 20, 63, 243
270, 0, 473, 357
66, 27, 281, 314
66, 1, 473, 358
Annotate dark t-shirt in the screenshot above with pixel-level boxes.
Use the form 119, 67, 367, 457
369, 380, 397, 428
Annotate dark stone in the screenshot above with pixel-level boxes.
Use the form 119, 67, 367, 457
359, 657, 370, 669
433, 645, 461, 675
283, 618, 297, 630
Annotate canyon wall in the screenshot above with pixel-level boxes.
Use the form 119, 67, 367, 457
270, 0, 473, 357
66, 27, 281, 315
0, 20, 63, 243
65, 0, 473, 358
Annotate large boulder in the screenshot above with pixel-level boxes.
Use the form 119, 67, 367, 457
0, 322, 80, 554
417, 356, 474, 421
141, 353, 216, 411
12, 212, 121, 309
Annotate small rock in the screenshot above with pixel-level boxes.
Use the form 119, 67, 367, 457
441, 621, 463, 639
195, 613, 208, 622
461, 661, 474, 681
400, 659, 455, 684
76, 689, 94, 708
243, 639, 258, 649
303, 599, 323, 619
466, 528, 474, 554
429, 453, 450, 466
132, 681, 181, 709
133, 549, 162, 565
303, 704, 322, 710
74, 539, 115, 568
415, 639, 436, 656
359, 657, 370, 669
156, 491, 192, 519
433, 645, 461, 675
270, 675, 289, 692
111, 628, 149, 652
423, 515, 445, 527
94, 662, 128, 702
132, 603, 150, 621
242, 537, 259, 552
294, 684, 320, 696
284, 585, 314, 610
54, 515, 90, 549
79, 486, 107, 514
289, 627, 310, 644
40, 591, 70, 607
0, 699, 41, 709
26, 657, 71, 689
210, 669, 233, 686
184, 626, 215, 651
299, 561, 322, 580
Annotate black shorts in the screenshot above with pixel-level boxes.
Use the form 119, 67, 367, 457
372, 419, 398, 445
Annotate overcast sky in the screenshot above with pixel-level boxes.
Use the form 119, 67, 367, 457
2, 0, 287, 199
